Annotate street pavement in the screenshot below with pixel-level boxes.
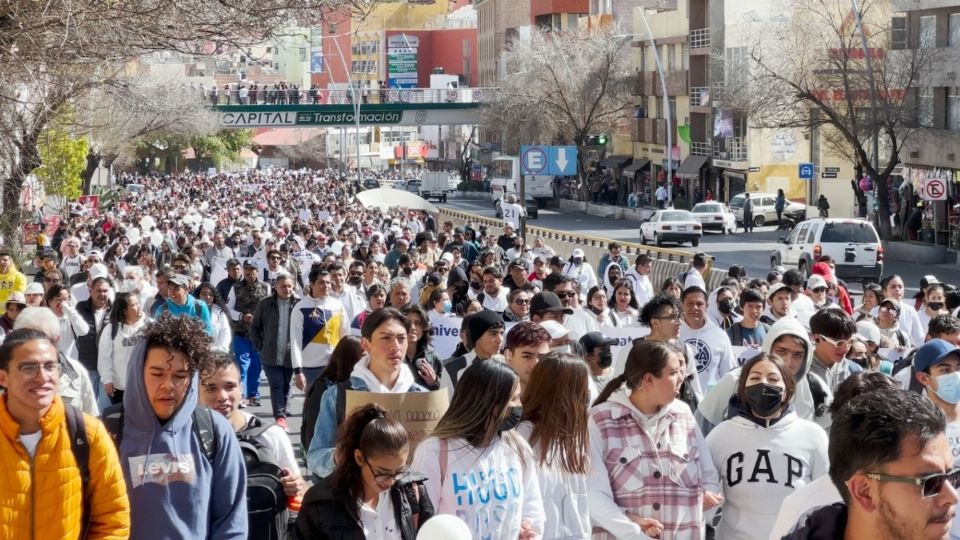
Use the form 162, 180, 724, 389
441, 199, 960, 296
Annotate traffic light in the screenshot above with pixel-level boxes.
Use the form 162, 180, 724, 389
585, 134, 609, 146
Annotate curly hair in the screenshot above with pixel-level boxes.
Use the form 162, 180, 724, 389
141, 313, 214, 374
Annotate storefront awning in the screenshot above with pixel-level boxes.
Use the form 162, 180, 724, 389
598, 154, 633, 169
675, 155, 710, 179
622, 159, 651, 177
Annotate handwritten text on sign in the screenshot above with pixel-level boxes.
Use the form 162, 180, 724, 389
345, 389, 450, 462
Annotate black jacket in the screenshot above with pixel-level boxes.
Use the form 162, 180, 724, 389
781, 503, 847, 540
405, 346, 443, 390
74, 299, 109, 371
250, 292, 299, 367
295, 473, 435, 540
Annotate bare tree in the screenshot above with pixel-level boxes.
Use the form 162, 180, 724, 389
481, 26, 634, 200
731, 0, 932, 238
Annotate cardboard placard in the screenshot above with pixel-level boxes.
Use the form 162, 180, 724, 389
345, 389, 450, 460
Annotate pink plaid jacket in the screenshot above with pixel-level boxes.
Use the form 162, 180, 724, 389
591, 400, 705, 540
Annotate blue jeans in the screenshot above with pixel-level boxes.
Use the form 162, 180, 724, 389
262, 364, 293, 419
302, 367, 325, 390
88, 369, 110, 413
232, 336, 262, 399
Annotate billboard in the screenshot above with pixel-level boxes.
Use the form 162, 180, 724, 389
387, 34, 419, 88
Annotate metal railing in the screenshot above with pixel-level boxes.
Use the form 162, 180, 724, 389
690, 28, 711, 49
690, 141, 711, 157
202, 87, 494, 106
690, 86, 710, 107
715, 137, 748, 161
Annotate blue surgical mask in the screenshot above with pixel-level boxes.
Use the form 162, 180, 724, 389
934, 372, 960, 404
442, 301, 453, 313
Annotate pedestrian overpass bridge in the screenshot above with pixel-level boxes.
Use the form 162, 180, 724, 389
216, 87, 490, 129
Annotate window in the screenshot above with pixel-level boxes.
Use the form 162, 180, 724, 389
951, 14, 960, 47
892, 17, 907, 49
820, 223, 879, 243
918, 88, 934, 127
920, 15, 937, 49
949, 88, 960, 131
299, 48, 306, 61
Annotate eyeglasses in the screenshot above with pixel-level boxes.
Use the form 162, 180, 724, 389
268, 256, 281, 261
864, 468, 960, 498
819, 335, 853, 349
513, 298, 531, 305
15, 362, 61, 377
366, 461, 410, 484
811, 287, 827, 293
652, 314, 682, 322
880, 306, 900, 315
349, 272, 363, 278
44, 277, 61, 284
555, 291, 576, 299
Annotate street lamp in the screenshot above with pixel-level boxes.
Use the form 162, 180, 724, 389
616, 9, 673, 202
328, 33, 363, 186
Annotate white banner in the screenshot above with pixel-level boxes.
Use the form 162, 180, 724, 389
431, 316, 464, 359
600, 325, 650, 376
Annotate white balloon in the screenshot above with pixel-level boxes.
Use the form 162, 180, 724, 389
139, 216, 156, 230
253, 216, 266, 229
202, 218, 216, 233
150, 230, 164, 247
199, 201, 210, 211
416, 515, 471, 540
126, 227, 141, 244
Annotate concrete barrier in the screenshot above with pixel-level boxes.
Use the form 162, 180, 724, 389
438, 208, 731, 293
882, 240, 949, 264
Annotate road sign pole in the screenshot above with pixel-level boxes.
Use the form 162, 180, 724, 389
520, 172, 527, 246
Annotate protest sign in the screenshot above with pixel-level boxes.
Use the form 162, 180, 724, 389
345, 389, 450, 460
431, 316, 464, 359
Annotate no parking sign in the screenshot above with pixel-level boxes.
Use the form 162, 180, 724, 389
922, 178, 947, 201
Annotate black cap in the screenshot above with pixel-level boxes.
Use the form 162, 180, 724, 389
531, 291, 573, 315
508, 258, 526, 269
465, 310, 505, 341
242, 259, 258, 269
579, 332, 619, 353
167, 273, 190, 287
548, 256, 564, 267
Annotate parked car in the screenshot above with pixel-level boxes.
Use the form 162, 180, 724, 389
640, 209, 703, 247
691, 202, 736, 234
362, 178, 381, 190
770, 217, 883, 284
494, 195, 539, 219
729, 192, 807, 227
402, 180, 421, 193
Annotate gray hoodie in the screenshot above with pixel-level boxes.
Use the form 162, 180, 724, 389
695, 317, 832, 434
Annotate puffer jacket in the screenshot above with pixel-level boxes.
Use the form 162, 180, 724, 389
0, 395, 130, 539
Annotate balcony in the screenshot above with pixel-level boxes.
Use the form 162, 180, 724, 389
690, 141, 711, 157
690, 28, 711, 52
714, 137, 748, 162
690, 86, 710, 107
631, 118, 677, 146
633, 71, 689, 97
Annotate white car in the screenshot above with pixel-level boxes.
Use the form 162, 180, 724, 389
640, 209, 703, 247
770, 218, 883, 284
691, 202, 736, 234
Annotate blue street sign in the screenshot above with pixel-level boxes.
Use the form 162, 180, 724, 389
798, 163, 814, 180
521, 145, 578, 176
520, 146, 548, 175
549, 146, 578, 176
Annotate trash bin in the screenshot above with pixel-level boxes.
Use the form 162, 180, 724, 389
921, 229, 935, 243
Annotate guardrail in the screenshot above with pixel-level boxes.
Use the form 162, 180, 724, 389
439, 207, 731, 293
206, 87, 493, 107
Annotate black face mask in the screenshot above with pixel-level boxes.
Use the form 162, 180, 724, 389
744, 383, 784, 418
598, 351, 613, 369
402, 267, 413, 276
718, 299, 735, 315
470, 281, 482, 290
498, 406, 522, 433
348, 276, 362, 286
929, 302, 945, 311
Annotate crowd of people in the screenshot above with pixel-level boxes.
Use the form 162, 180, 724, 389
2, 166, 960, 540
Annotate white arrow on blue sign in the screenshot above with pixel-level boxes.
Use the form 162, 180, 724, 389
798, 163, 814, 180
521, 145, 578, 176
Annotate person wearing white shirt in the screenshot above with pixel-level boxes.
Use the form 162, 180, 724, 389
478, 266, 510, 313
683, 252, 709, 292
563, 249, 598, 297
500, 193, 525, 231
680, 286, 737, 390
622, 254, 655, 310
881, 274, 928, 349
98, 291, 149, 405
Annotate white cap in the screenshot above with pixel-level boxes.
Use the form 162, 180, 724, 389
806, 274, 828, 290
856, 320, 882, 345
539, 320, 573, 341
571, 248, 585, 258
25, 282, 44, 296
88, 263, 109, 280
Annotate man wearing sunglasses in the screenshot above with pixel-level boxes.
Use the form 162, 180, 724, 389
810, 307, 862, 397
785, 388, 958, 540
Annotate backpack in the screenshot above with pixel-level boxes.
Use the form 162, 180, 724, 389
807, 373, 829, 418
100, 403, 218, 464
65, 405, 92, 540
237, 416, 289, 540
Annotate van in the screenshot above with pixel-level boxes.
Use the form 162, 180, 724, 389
771, 218, 883, 284
730, 192, 807, 227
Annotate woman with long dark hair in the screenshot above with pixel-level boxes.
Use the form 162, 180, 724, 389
519, 352, 591, 539
607, 279, 640, 327
588, 340, 721, 539
351, 283, 387, 330
196, 282, 232, 352
296, 403, 434, 539
412, 360, 545, 539
97, 291, 149, 404
400, 304, 442, 390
